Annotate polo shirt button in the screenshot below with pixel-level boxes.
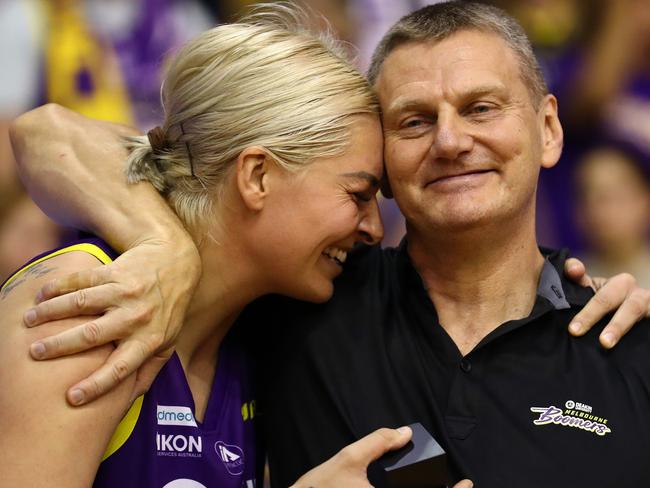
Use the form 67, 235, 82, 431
460, 359, 472, 373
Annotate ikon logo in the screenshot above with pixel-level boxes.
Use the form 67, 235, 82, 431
215, 441, 244, 475
157, 434, 203, 453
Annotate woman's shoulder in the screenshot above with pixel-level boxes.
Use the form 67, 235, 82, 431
0, 244, 134, 487
1, 244, 103, 313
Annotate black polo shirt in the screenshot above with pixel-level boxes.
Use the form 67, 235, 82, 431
247, 241, 650, 488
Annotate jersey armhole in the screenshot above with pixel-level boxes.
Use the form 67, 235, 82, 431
1, 242, 113, 292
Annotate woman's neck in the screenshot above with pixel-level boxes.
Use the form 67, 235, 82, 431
175, 226, 265, 367
174, 220, 266, 421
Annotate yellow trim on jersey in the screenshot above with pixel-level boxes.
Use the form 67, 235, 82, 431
102, 395, 145, 461
1, 243, 113, 292
1, 242, 144, 460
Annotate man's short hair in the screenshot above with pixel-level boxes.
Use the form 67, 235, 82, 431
367, 1, 548, 106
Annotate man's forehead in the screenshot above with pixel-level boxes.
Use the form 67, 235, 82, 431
375, 30, 523, 104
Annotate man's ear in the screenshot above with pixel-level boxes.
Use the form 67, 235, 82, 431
236, 146, 271, 211
380, 162, 394, 199
539, 94, 564, 169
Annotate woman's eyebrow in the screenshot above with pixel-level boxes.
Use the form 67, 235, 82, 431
339, 171, 380, 187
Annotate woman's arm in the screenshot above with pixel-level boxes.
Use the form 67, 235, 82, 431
0, 251, 135, 487
9, 106, 650, 407
11, 103, 165, 239
9, 104, 201, 403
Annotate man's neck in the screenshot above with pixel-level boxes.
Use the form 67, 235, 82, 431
408, 220, 545, 356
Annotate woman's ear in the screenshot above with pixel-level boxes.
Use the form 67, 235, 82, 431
236, 147, 270, 211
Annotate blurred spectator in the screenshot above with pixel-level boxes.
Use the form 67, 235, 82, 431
347, 0, 443, 72
0, 192, 62, 283
42, 0, 214, 127
563, 0, 650, 153
574, 145, 650, 288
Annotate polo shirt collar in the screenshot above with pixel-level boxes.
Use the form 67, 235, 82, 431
395, 239, 594, 351
396, 237, 591, 308
538, 257, 571, 310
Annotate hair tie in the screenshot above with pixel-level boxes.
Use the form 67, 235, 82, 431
147, 126, 168, 153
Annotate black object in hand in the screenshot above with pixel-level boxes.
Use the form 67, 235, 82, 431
379, 422, 449, 488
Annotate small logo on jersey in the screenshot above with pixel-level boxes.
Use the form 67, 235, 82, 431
530, 400, 611, 436
241, 400, 257, 421
157, 405, 198, 427
162, 480, 207, 488
156, 433, 203, 457
215, 441, 244, 475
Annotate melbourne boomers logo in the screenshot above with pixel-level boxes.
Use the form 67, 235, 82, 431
215, 441, 244, 475
530, 400, 612, 436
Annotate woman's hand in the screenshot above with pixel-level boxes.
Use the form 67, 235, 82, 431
290, 427, 473, 488
23, 236, 200, 405
564, 258, 650, 348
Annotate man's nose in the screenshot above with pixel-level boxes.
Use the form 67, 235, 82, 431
430, 112, 473, 160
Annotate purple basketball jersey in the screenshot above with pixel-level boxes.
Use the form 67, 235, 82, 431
2, 239, 262, 487
94, 345, 261, 488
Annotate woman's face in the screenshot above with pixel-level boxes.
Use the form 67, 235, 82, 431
259, 114, 384, 302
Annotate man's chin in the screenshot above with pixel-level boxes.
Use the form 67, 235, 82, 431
427, 206, 497, 230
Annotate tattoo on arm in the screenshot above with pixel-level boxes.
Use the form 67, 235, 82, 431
0, 262, 57, 301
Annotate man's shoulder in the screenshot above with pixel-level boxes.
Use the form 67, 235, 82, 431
247, 244, 400, 313
341, 242, 399, 275
240, 244, 406, 355
606, 315, 650, 360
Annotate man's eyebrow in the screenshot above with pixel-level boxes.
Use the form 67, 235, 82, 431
386, 84, 507, 114
458, 84, 507, 102
385, 99, 425, 115
340, 171, 380, 187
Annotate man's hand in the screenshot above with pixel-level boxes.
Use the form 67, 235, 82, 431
290, 426, 472, 488
564, 258, 650, 348
23, 237, 200, 405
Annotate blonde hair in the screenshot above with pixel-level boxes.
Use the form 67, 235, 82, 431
125, 3, 379, 230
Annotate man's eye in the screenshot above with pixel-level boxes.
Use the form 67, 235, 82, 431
404, 118, 424, 128
469, 104, 492, 114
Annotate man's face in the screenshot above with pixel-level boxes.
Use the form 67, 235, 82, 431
376, 29, 562, 235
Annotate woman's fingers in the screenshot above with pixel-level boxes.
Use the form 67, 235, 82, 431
597, 287, 650, 348
564, 257, 591, 287
569, 272, 635, 336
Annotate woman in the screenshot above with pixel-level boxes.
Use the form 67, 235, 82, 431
0, 6, 447, 487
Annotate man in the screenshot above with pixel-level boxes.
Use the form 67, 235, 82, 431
9, 2, 650, 487
252, 3, 650, 487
